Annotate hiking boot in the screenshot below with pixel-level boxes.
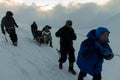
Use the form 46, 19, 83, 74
69, 63, 76, 75
68, 68, 76, 75
13, 42, 17, 46
78, 77, 83, 80
59, 63, 63, 69
50, 41, 53, 47
50, 44, 53, 47
78, 71, 87, 80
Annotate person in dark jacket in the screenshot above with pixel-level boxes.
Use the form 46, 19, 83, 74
77, 27, 114, 80
31, 22, 44, 45
1, 11, 18, 46
31, 21, 38, 39
42, 25, 53, 47
55, 20, 77, 75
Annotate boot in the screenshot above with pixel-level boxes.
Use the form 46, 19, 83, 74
68, 63, 76, 75
50, 40, 53, 47
13, 41, 17, 46
59, 62, 63, 69
78, 74, 84, 80
78, 77, 83, 80
78, 71, 87, 80
50, 44, 53, 47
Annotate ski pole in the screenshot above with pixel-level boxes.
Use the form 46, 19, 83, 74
4, 34, 8, 42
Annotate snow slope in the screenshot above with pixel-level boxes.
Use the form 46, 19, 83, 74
0, 14, 120, 80
0, 26, 80, 80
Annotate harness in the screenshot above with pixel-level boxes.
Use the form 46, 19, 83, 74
6, 27, 15, 34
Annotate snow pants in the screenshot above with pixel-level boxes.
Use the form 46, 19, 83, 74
6, 28, 18, 43
59, 47, 75, 63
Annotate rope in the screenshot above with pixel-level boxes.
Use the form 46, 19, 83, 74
114, 54, 120, 57
76, 33, 87, 37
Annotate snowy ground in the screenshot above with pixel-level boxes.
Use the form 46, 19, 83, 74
0, 20, 120, 80
0, 26, 79, 80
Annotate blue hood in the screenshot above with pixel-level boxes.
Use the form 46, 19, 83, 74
96, 27, 110, 40
87, 27, 110, 43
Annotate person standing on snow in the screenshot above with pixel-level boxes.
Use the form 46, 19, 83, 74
55, 20, 77, 75
31, 21, 38, 40
77, 27, 114, 80
42, 25, 53, 47
1, 11, 18, 46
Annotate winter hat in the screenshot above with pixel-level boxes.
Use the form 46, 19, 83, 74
96, 27, 110, 40
6, 11, 13, 17
65, 20, 72, 25
45, 25, 52, 29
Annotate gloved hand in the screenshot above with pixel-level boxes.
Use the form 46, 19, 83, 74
103, 52, 114, 60
100, 46, 114, 60
68, 27, 74, 33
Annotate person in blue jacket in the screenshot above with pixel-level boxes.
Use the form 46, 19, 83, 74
77, 27, 114, 80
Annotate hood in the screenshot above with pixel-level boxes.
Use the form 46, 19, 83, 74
87, 27, 110, 43
95, 27, 110, 40
87, 29, 97, 41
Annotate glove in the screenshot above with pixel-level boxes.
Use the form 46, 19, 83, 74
103, 53, 114, 60
68, 27, 74, 33
101, 46, 114, 60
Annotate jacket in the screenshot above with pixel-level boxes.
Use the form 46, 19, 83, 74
77, 28, 113, 75
55, 26, 77, 49
1, 16, 18, 34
